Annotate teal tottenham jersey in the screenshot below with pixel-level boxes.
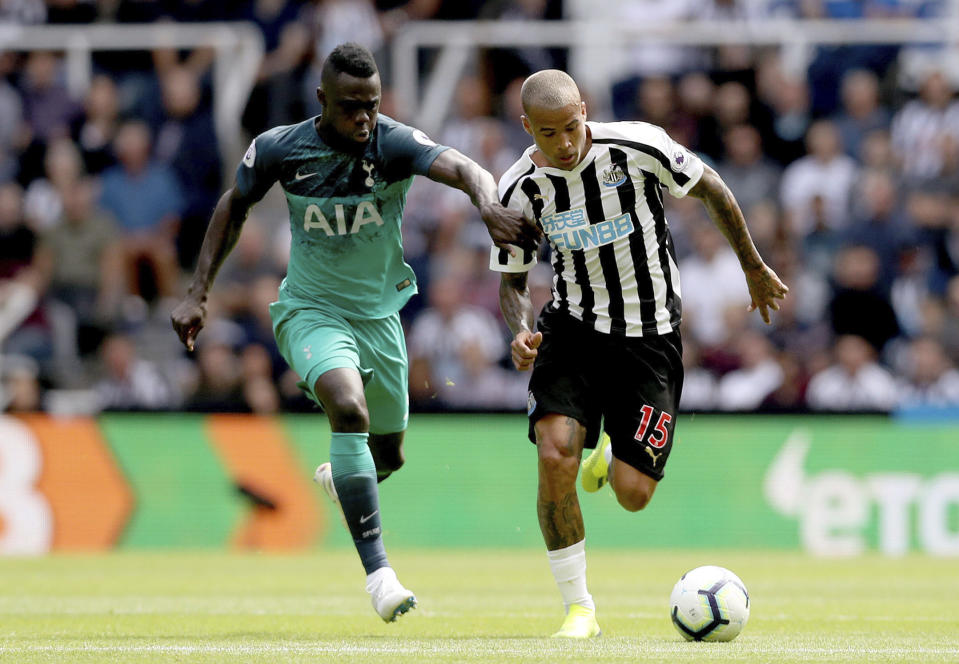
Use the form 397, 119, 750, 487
235, 115, 448, 319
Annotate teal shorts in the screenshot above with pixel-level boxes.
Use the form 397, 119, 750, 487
270, 292, 409, 434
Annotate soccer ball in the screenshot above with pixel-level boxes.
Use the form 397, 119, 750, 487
669, 565, 750, 642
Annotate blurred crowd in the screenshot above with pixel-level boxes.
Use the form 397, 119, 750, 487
2, 0, 959, 415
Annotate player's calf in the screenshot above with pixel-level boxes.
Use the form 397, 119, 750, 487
610, 465, 658, 512
369, 432, 405, 482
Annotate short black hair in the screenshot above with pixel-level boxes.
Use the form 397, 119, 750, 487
323, 42, 378, 80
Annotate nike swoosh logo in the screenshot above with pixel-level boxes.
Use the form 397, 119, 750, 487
359, 511, 378, 524
294, 170, 317, 181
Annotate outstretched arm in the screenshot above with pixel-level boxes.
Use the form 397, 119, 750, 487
171, 187, 252, 350
499, 271, 541, 371
688, 165, 788, 323
428, 148, 541, 253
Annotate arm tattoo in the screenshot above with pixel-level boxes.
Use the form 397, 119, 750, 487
690, 167, 762, 271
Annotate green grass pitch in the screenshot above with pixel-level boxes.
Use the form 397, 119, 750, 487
1, 550, 957, 663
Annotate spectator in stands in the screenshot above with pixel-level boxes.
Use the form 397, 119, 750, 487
678, 335, 717, 411
442, 75, 488, 142
635, 77, 698, 149
756, 61, 809, 165
499, 76, 534, 152
36, 177, 123, 354
763, 351, 809, 411
891, 68, 959, 181
8, 6, 959, 415
184, 338, 247, 412
897, 336, 959, 407
239, 342, 281, 414
709, 82, 753, 163
0, 0, 46, 24
766, 245, 831, 356
407, 264, 511, 408
481, 0, 566, 93
781, 120, 858, 237
241, 0, 310, 135
678, 221, 752, 348
23, 137, 83, 231
833, 69, 891, 161
100, 120, 184, 301
859, 128, 896, 171
73, 74, 120, 175
675, 72, 718, 158
741, 199, 781, 258
614, 0, 701, 85
0, 51, 24, 183
214, 220, 285, 306
605, 0, 702, 119
154, 66, 222, 268
829, 245, 901, 352
890, 242, 933, 338
904, 184, 953, 290
806, 334, 899, 411
0, 182, 50, 363
716, 124, 781, 214
229, 274, 286, 374
19, 51, 81, 145
802, 0, 899, 116
301, 0, 384, 108
95, 332, 176, 410
842, 169, 910, 291
940, 275, 959, 363
0, 354, 41, 412
717, 329, 784, 410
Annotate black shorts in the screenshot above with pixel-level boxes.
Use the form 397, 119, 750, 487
526, 310, 684, 481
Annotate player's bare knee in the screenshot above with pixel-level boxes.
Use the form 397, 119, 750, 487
537, 437, 579, 478
326, 394, 369, 432
616, 486, 654, 512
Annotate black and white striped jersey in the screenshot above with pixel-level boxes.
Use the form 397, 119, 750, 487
491, 121, 704, 337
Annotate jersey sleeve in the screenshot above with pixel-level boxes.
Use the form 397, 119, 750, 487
234, 131, 280, 204
489, 163, 537, 273
599, 122, 704, 198
642, 125, 704, 198
378, 117, 450, 177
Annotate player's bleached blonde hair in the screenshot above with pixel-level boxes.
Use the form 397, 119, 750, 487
521, 69, 582, 114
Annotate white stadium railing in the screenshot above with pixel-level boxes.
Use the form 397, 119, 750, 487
0, 22, 264, 170
2, 18, 957, 172
392, 18, 959, 135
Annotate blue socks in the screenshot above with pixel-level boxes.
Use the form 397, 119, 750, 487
329, 432, 389, 574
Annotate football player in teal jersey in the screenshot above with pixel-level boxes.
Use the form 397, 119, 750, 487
172, 43, 540, 622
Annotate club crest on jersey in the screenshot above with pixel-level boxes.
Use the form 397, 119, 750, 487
527, 392, 537, 416
601, 163, 627, 187
362, 160, 375, 188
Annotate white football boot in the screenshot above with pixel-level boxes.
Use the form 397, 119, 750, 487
366, 567, 417, 622
313, 462, 347, 529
